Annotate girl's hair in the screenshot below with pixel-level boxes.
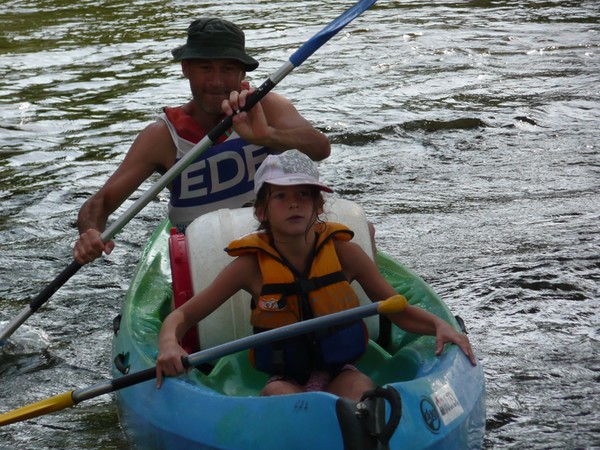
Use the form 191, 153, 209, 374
254, 183, 325, 234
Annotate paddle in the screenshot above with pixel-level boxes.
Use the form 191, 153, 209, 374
0, 295, 406, 426
0, 0, 378, 346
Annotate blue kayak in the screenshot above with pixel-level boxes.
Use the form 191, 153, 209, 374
111, 200, 485, 449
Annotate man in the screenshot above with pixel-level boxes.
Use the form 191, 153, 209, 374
74, 18, 330, 264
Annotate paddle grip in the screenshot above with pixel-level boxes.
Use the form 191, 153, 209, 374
73, 368, 157, 404
29, 260, 83, 312
111, 367, 156, 391
205, 79, 277, 143
1, 260, 84, 344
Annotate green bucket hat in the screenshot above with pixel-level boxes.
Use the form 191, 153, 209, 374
171, 18, 259, 72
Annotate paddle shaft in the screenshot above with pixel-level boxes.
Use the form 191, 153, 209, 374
0, 261, 82, 345
78, 298, 389, 402
0, 295, 406, 426
0, 0, 378, 346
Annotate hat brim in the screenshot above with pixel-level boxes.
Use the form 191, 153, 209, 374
171, 45, 259, 71
262, 175, 334, 193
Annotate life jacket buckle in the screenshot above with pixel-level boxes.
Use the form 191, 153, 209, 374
298, 277, 317, 293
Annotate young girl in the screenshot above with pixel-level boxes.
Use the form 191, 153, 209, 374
156, 150, 476, 401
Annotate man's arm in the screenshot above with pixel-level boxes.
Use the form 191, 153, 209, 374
225, 90, 331, 161
74, 121, 175, 264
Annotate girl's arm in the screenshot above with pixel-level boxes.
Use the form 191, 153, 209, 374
156, 254, 260, 387
386, 306, 477, 365
336, 241, 477, 366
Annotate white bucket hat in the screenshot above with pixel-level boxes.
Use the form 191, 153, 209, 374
254, 150, 333, 195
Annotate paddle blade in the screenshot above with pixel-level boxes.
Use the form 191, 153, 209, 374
0, 390, 75, 426
289, 0, 377, 67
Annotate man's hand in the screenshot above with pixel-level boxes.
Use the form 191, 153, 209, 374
73, 229, 115, 264
223, 88, 273, 146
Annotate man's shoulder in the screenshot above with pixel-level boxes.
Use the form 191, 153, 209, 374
128, 119, 176, 171
261, 91, 290, 107
139, 118, 171, 140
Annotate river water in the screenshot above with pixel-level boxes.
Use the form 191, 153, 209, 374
1, 0, 598, 448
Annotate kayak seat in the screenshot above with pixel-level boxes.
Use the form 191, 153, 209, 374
183, 198, 380, 352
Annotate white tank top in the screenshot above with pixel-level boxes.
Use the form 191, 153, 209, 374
158, 110, 271, 230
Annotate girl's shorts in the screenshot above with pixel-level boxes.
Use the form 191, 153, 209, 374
266, 364, 358, 392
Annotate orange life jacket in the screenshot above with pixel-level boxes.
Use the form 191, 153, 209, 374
226, 223, 368, 380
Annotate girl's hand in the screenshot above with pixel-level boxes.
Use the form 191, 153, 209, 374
435, 321, 477, 366
156, 341, 189, 388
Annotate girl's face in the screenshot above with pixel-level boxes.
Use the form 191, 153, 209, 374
256, 184, 322, 237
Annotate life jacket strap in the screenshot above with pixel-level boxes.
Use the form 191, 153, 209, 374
260, 271, 347, 297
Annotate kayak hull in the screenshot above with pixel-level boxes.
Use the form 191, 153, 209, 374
112, 215, 485, 449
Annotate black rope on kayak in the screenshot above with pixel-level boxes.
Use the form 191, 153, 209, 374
455, 315, 468, 334
113, 314, 121, 336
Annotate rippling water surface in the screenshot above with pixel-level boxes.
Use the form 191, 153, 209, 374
1, 1, 599, 449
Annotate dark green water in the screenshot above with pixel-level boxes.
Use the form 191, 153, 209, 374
1, 1, 599, 448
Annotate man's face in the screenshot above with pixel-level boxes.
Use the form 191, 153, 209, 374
183, 59, 246, 116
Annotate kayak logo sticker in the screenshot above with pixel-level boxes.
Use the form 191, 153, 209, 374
420, 397, 440, 433
421, 384, 464, 433
433, 384, 464, 426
